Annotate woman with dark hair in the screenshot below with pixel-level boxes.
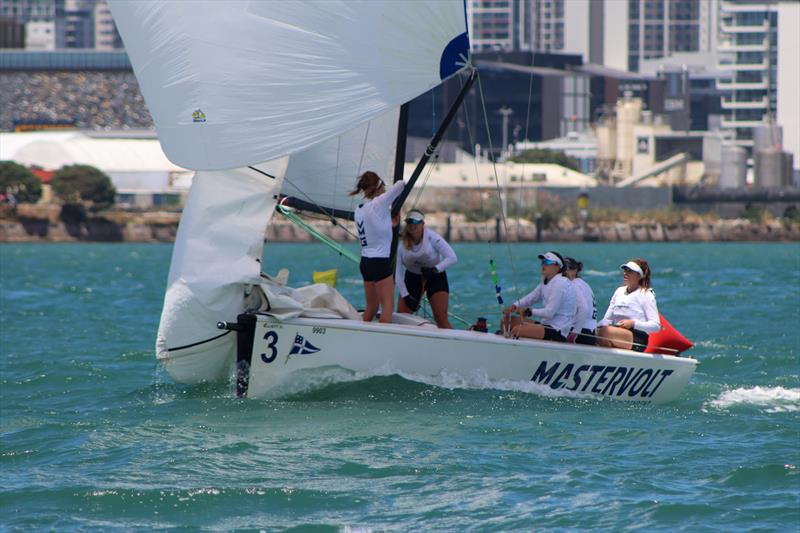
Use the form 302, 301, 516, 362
597, 258, 660, 352
395, 209, 457, 329
564, 257, 597, 345
350, 171, 405, 324
502, 251, 576, 342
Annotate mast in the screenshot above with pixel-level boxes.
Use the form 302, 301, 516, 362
392, 68, 477, 216
393, 103, 410, 183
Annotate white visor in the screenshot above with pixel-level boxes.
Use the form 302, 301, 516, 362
620, 261, 644, 276
537, 252, 563, 267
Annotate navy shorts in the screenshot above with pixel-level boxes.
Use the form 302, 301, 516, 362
575, 328, 597, 345
543, 325, 566, 343
631, 328, 649, 352
405, 270, 449, 300
360, 257, 393, 282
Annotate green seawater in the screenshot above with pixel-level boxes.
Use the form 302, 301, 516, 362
1, 242, 798, 531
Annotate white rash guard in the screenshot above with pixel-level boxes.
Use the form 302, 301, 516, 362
353, 181, 405, 259
395, 228, 457, 298
598, 286, 661, 334
513, 273, 577, 337
571, 277, 597, 332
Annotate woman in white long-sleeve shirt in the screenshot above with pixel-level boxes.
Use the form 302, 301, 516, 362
564, 257, 597, 345
395, 209, 457, 328
350, 171, 406, 324
597, 258, 660, 352
502, 251, 576, 342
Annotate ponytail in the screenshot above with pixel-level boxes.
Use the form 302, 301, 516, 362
633, 258, 652, 290
349, 171, 383, 199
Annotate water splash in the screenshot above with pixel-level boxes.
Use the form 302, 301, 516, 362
707, 386, 800, 413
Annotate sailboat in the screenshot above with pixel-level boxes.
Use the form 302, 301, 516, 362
109, 0, 697, 403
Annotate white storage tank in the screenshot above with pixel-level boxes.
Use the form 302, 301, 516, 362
719, 144, 747, 189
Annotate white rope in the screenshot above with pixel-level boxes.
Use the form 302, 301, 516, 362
476, 71, 521, 303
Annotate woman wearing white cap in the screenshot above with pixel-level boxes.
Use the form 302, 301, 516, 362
395, 209, 458, 329
502, 251, 576, 342
597, 258, 660, 352
350, 171, 406, 324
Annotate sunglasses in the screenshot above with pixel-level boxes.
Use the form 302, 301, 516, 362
405, 218, 423, 225
541, 259, 559, 266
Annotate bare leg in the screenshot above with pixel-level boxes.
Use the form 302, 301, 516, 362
511, 323, 546, 340
429, 291, 452, 329
501, 314, 525, 332
375, 275, 395, 324
362, 281, 377, 322
596, 326, 634, 350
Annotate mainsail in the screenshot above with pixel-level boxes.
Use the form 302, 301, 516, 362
109, 0, 471, 383
108, 0, 470, 170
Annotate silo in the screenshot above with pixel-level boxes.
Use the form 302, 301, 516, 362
753, 124, 782, 152
719, 144, 747, 189
703, 133, 722, 180
754, 148, 784, 188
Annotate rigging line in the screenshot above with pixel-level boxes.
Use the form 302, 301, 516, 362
334, 134, 343, 271
518, 68, 535, 236
409, 146, 441, 211
281, 176, 359, 240
476, 71, 521, 302
357, 120, 371, 175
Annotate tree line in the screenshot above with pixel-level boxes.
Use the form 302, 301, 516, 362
0, 161, 116, 210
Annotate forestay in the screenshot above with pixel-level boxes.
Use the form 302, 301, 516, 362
108, 0, 470, 170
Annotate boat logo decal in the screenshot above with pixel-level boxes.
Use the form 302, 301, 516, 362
284, 333, 320, 365
530, 360, 674, 399
192, 109, 206, 123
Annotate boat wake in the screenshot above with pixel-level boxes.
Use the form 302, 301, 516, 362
706, 386, 800, 413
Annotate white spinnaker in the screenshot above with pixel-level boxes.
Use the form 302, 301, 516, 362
156, 159, 287, 383
108, 0, 470, 170
283, 107, 400, 214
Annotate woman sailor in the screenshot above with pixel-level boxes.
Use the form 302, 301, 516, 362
563, 257, 597, 345
502, 251, 576, 342
596, 259, 660, 352
350, 171, 406, 324
395, 209, 458, 329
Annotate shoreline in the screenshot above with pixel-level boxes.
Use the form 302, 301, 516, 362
2, 216, 798, 243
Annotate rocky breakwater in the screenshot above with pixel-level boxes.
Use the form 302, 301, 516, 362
1, 206, 798, 243
0, 205, 179, 243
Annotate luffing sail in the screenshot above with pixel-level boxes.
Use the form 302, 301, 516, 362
108, 0, 470, 170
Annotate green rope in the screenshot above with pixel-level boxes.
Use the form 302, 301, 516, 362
277, 204, 360, 264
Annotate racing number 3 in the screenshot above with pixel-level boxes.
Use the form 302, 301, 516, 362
261, 331, 279, 363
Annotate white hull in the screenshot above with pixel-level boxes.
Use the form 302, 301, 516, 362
246, 315, 698, 403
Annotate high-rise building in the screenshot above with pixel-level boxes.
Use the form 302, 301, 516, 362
626, 0, 718, 72
0, 0, 121, 49
777, 0, 799, 172
716, 0, 778, 147
93, 0, 119, 50
468, 0, 527, 52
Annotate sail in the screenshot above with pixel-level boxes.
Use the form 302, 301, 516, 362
156, 159, 288, 383
108, 0, 470, 170
282, 107, 400, 216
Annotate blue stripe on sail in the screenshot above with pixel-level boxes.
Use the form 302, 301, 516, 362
439, 31, 470, 80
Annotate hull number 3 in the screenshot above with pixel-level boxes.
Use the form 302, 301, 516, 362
261, 331, 279, 363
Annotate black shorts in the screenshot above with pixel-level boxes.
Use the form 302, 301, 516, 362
360, 257, 392, 282
575, 328, 596, 345
631, 328, 649, 352
543, 325, 566, 343
405, 270, 450, 300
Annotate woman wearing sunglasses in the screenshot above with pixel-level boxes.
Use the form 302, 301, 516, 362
502, 251, 576, 342
596, 258, 660, 352
350, 171, 406, 324
563, 257, 597, 345
395, 209, 458, 329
